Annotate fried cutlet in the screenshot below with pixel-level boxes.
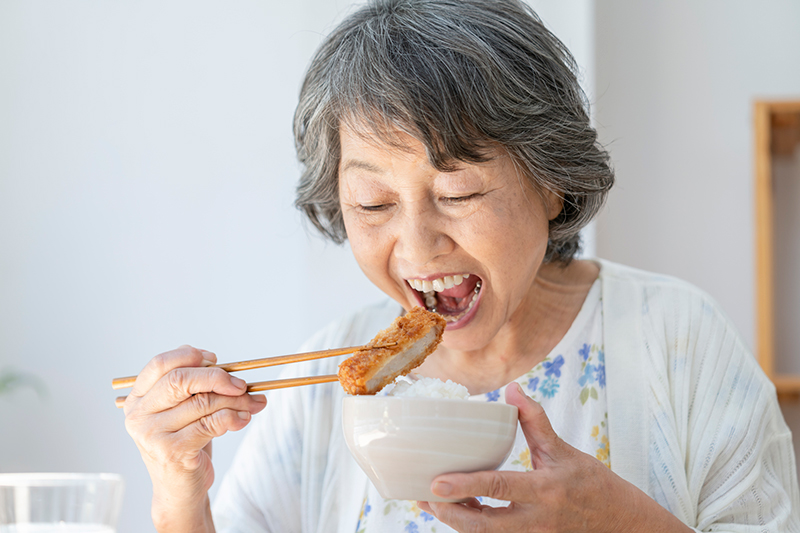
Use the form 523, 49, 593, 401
338, 307, 446, 395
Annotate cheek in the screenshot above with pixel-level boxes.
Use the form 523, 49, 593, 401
470, 202, 549, 274
343, 214, 376, 251
482, 199, 548, 245
343, 216, 392, 279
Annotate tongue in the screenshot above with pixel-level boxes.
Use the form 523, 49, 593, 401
437, 276, 480, 313
439, 276, 479, 298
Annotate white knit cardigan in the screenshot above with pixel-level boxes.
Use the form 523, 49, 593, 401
212, 260, 800, 532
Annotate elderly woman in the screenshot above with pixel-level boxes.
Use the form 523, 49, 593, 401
122, 0, 800, 531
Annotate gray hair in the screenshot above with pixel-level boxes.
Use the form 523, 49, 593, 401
294, 0, 613, 263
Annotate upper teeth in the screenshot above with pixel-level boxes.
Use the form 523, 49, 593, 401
407, 274, 470, 293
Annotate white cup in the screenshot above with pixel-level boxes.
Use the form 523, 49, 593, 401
0, 473, 123, 532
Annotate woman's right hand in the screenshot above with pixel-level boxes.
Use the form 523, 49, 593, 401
123, 345, 267, 533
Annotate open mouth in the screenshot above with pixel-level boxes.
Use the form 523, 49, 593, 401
406, 273, 483, 325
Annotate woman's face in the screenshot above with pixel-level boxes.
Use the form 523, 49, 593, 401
338, 125, 561, 352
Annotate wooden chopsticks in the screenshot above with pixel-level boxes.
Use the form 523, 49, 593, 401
112, 343, 393, 408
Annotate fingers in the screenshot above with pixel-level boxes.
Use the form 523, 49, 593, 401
126, 392, 267, 473
417, 501, 433, 514
135, 366, 248, 414
132, 408, 255, 476
170, 408, 255, 461
424, 500, 509, 533
422, 386, 627, 533
431, 471, 535, 503
505, 381, 561, 456
130, 345, 217, 399
123, 345, 263, 468
418, 498, 486, 514
157, 392, 267, 432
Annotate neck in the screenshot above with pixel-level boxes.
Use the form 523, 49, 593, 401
418, 259, 599, 394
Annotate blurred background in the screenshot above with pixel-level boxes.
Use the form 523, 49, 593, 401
1, 1, 798, 531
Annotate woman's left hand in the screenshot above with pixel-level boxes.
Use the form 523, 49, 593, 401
418, 383, 691, 533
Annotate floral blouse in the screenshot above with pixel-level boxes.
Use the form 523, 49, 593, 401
355, 280, 607, 533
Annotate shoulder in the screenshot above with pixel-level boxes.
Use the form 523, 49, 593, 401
598, 259, 775, 419
598, 258, 707, 295
597, 258, 759, 386
597, 258, 729, 323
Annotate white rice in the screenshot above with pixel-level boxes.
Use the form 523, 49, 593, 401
385, 374, 469, 399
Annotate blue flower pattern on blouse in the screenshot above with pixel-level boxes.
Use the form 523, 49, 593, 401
544, 354, 564, 377
595, 350, 606, 387
578, 344, 605, 405
579, 343, 591, 361
579, 362, 595, 387
539, 375, 560, 398
356, 284, 607, 532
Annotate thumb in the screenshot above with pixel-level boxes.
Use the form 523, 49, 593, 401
505, 382, 561, 459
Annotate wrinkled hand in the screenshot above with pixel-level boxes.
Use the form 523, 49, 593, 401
418, 383, 691, 533
123, 345, 267, 532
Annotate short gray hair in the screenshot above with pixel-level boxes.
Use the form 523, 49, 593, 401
294, 0, 613, 263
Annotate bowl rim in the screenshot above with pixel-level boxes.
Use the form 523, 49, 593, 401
342, 394, 519, 417
343, 394, 516, 405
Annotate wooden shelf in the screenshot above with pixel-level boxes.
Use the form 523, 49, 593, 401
754, 100, 800, 397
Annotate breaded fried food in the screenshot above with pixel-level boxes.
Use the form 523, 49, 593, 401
338, 307, 446, 395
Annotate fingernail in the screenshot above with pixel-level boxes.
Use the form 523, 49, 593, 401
231, 376, 246, 388
253, 395, 267, 404
237, 411, 250, 420
200, 349, 216, 363
432, 481, 452, 496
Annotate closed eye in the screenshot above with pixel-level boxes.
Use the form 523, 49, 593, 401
441, 193, 480, 205
357, 204, 392, 212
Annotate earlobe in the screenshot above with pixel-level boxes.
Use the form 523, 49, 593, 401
545, 189, 564, 221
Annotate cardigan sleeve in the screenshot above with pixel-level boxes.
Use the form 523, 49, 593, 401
212, 299, 400, 533
211, 340, 320, 533
638, 279, 800, 532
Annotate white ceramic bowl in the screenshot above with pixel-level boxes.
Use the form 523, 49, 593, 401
342, 396, 518, 502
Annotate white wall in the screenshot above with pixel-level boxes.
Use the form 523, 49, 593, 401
0, 2, 385, 532
592, 0, 800, 475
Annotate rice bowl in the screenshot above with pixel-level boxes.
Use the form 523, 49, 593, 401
342, 391, 518, 502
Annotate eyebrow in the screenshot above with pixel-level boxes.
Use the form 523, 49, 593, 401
340, 159, 385, 175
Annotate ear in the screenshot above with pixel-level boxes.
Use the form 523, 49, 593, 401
542, 188, 563, 221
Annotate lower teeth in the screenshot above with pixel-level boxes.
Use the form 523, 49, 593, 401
424, 281, 481, 322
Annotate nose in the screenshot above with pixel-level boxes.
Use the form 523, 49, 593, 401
393, 204, 454, 267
